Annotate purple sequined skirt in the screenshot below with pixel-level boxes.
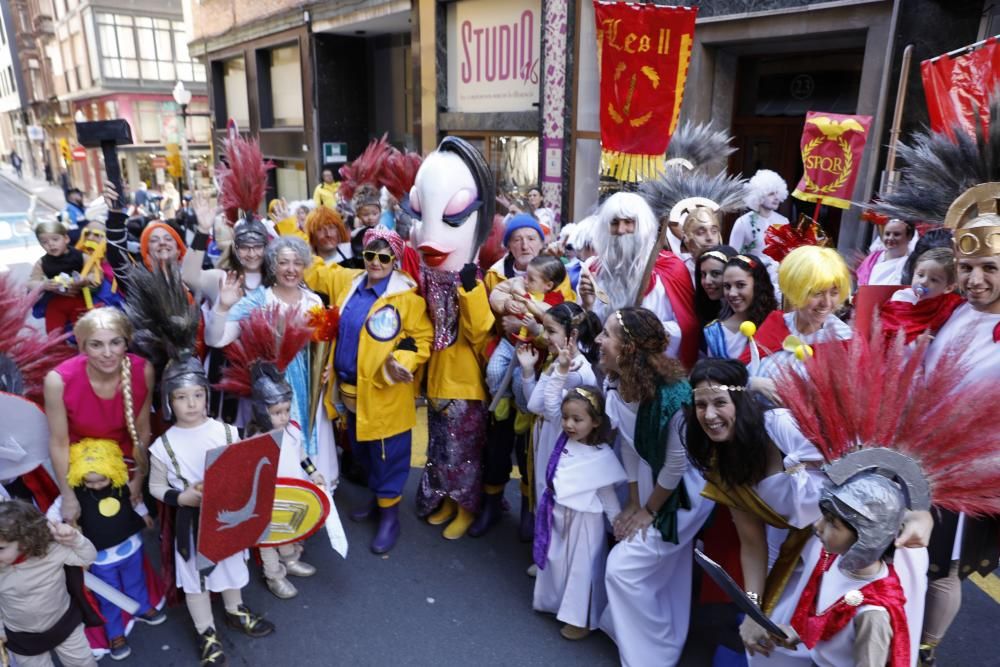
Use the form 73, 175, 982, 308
416, 398, 486, 515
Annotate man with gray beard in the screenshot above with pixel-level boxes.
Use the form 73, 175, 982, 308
577, 192, 699, 368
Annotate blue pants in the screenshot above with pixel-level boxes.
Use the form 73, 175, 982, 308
347, 412, 412, 499
88, 547, 153, 640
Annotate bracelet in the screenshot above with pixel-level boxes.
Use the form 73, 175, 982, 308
644, 504, 658, 517
300, 458, 317, 475
746, 591, 761, 606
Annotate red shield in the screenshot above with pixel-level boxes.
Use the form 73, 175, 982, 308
197, 431, 280, 567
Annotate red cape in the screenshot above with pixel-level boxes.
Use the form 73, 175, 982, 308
880, 292, 965, 344
738, 310, 791, 365
645, 250, 699, 370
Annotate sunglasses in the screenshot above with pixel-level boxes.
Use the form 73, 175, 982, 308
363, 251, 395, 265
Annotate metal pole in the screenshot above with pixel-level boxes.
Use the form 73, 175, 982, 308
180, 103, 191, 193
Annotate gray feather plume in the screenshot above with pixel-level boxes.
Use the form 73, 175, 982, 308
874, 95, 1000, 225
640, 167, 747, 220
666, 121, 737, 172
123, 264, 200, 372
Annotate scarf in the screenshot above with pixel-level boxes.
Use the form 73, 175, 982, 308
40, 247, 85, 278
880, 292, 965, 344
421, 268, 460, 350
533, 432, 569, 569
634, 380, 692, 542
791, 550, 910, 667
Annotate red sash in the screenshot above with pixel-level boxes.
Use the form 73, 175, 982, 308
644, 251, 699, 370
879, 292, 964, 344
791, 550, 910, 667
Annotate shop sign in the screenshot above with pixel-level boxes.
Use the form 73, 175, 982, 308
447, 0, 541, 113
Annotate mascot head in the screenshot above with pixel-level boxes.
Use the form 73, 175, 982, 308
405, 137, 495, 273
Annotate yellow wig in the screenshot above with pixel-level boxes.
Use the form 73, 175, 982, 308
779, 246, 852, 310
68, 438, 129, 488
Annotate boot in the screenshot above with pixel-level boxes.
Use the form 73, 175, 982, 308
371, 504, 401, 554
197, 628, 226, 666
427, 497, 457, 526
560, 623, 592, 640
467, 491, 504, 537
518, 495, 534, 543
265, 575, 298, 599
350, 497, 377, 522
283, 560, 316, 577
443, 506, 475, 540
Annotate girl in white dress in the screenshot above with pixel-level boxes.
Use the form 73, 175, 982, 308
148, 360, 275, 666
532, 381, 624, 640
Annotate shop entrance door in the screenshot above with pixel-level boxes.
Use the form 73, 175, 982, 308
728, 50, 864, 245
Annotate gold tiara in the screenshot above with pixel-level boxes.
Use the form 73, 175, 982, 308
702, 250, 729, 264
570, 387, 602, 413
615, 310, 633, 339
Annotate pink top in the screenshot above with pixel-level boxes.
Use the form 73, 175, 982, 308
55, 353, 148, 460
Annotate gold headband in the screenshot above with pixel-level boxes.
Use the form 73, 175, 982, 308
733, 254, 757, 268
702, 250, 729, 264
615, 310, 633, 339
570, 387, 602, 413
693, 383, 747, 396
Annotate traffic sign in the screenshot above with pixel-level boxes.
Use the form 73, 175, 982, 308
72, 146, 86, 161
152, 156, 168, 168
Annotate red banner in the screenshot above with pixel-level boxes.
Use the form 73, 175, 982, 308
921, 38, 1000, 139
791, 111, 872, 210
594, 1, 697, 182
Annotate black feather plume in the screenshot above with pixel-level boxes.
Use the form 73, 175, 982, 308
874, 94, 1000, 225
122, 264, 200, 373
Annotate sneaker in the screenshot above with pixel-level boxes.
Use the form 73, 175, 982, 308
135, 607, 167, 626
197, 628, 226, 666
224, 604, 275, 638
109, 636, 131, 661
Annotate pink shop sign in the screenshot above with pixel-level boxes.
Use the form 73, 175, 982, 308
447, 0, 542, 113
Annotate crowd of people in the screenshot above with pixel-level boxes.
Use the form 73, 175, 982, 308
0, 116, 998, 667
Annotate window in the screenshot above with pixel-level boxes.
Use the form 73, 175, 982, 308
173, 22, 206, 83
136, 101, 162, 143
273, 160, 307, 201
97, 14, 138, 79
221, 57, 249, 128
267, 45, 303, 127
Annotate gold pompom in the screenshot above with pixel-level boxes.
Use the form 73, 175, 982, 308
98, 496, 122, 517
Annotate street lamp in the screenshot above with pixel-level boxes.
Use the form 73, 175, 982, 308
172, 80, 193, 194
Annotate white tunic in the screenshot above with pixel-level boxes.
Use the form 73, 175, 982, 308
149, 419, 250, 594
533, 441, 624, 629
523, 358, 597, 503
600, 388, 716, 667
867, 253, 907, 286
757, 312, 852, 380
729, 211, 790, 257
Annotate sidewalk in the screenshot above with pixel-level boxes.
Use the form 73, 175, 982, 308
0, 164, 67, 213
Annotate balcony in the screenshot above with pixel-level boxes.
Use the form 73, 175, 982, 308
34, 15, 54, 36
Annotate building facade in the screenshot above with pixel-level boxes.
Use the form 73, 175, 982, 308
185, 0, 412, 203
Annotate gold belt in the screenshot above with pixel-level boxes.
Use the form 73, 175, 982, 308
339, 382, 357, 413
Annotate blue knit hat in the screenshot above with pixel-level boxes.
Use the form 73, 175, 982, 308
503, 214, 545, 247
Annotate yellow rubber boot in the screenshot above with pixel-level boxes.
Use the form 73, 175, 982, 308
427, 497, 457, 526
443, 506, 475, 540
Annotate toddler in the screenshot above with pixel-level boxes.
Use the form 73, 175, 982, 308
533, 385, 625, 640
881, 248, 964, 345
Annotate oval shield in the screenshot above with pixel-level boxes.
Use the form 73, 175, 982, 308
259, 477, 331, 547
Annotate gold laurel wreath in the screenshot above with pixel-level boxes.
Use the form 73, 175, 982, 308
801, 136, 853, 194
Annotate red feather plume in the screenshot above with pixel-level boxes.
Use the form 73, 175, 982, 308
216, 135, 274, 220
306, 305, 340, 343
777, 325, 1000, 517
0, 275, 73, 403
215, 304, 312, 398
381, 149, 423, 200
763, 215, 829, 263
338, 134, 394, 202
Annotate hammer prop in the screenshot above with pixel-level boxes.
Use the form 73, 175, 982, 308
75, 119, 133, 210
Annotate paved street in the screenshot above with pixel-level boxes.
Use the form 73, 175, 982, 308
0, 171, 50, 280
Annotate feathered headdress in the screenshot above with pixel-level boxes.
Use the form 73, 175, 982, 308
382, 149, 423, 200
216, 134, 274, 222
640, 168, 746, 222
216, 304, 312, 399
872, 93, 1000, 225
0, 274, 73, 403
338, 134, 395, 202
665, 121, 737, 173
777, 327, 1000, 518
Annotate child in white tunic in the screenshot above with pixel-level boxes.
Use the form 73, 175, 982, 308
532, 383, 624, 640
148, 379, 275, 666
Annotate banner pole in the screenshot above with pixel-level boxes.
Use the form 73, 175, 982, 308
884, 44, 914, 194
